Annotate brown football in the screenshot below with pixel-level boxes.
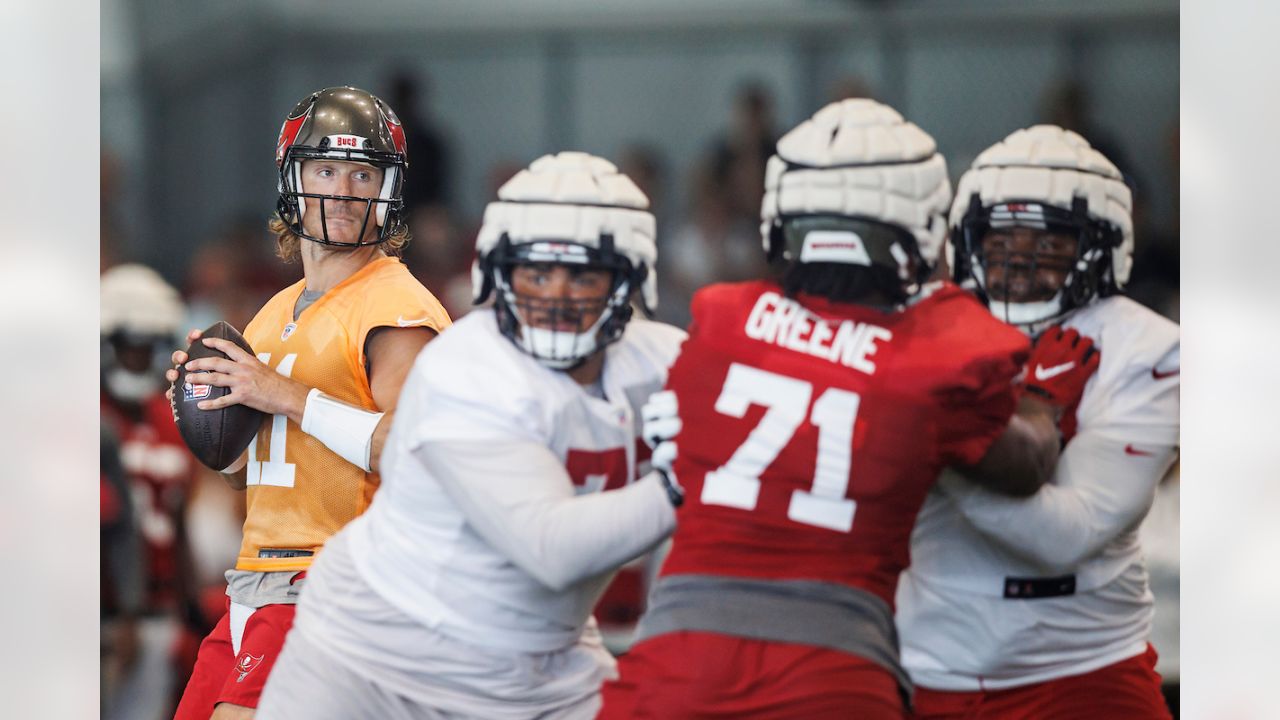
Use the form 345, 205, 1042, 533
172, 321, 266, 470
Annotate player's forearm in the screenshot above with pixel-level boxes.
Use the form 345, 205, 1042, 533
367, 411, 394, 475
272, 378, 312, 425
957, 395, 1060, 497
503, 474, 676, 591
417, 440, 677, 592
942, 433, 1177, 570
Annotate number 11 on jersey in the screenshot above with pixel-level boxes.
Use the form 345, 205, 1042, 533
701, 363, 860, 532
245, 352, 298, 488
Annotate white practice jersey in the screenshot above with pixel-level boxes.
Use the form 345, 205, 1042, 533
898, 296, 1180, 691
346, 309, 684, 654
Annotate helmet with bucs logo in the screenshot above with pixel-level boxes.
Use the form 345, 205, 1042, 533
949, 125, 1133, 334
275, 86, 408, 247
471, 152, 657, 369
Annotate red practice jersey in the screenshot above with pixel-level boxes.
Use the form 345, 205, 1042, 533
660, 280, 1029, 606
102, 392, 197, 611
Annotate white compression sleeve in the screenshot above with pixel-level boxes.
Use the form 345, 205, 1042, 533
414, 439, 677, 592
939, 430, 1178, 571
300, 389, 385, 472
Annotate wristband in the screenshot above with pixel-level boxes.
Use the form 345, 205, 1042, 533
300, 389, 384, 472
657, 469, 685, 508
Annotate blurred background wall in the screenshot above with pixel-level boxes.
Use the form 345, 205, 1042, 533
101, 0, 1178, 327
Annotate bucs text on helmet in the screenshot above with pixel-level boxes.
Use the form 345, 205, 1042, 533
472, 152, 658, 369
760, 98, 951, 305
101, 264, 187, 403
949, 125, 1132, 335
275, 86, 409, 248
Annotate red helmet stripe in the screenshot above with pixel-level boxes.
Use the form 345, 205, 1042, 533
275, 112, 310, 166
385, 118, 407, 156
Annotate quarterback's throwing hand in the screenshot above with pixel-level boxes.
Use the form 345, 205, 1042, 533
182, 336, 309, 419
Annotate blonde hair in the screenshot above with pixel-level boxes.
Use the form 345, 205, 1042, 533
269, 213, 410, 262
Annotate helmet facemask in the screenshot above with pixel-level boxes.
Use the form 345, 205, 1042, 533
486, 234, 641, 370
955, 196, 1121, 336
946, 125, 1134, 335
277, 147, 405, 248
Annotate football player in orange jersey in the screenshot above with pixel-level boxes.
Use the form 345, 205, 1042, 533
165, 86, 451, 720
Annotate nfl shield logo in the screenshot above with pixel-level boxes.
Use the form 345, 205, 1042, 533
281, 322, 297, 341
183, 382, 212, 401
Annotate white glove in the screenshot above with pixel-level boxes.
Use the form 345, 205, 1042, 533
641, 390, 683, 505
642, 390, 681, 445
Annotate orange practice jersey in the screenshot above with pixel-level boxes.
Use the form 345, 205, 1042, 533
236, 256, 450, 572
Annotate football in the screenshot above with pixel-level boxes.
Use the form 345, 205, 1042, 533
173, 321, 266, 470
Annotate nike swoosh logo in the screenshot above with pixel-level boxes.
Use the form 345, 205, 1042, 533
397, 315, 431, 327
1125, 444, 1154, 456
1152, 367, 1180, 380
1034, 362, 1075, 381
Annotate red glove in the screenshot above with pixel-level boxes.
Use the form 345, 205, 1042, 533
1023, 326, 1101, 441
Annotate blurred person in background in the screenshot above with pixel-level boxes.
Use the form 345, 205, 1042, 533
660, 159, 767, 328
182, 242, 265, 338
658, 82, 780, 330
897, 126, 1179, 718
826, 74, 876, 105
1122, 123, 1180, 322
604, 100, 1092, 719
102, 148, 127, 273
619, 143, 669, 237
101, 422, 145, 716
408, 158, 527, 320
710, 81, 779, 224
1039, 79, 1133, 186
100, 264, 201, 720
401, 203, 474, 319
386, 68, 452, 215
168, 86, 450, 720
184, 218, 296, 335
255, 152, 683, 720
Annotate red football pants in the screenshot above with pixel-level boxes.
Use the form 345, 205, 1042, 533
910, 644, 1170, 720
172, 598, 297, 719
600, 630, 904, 719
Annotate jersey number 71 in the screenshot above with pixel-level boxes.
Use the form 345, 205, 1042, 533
700, 363, 861, 533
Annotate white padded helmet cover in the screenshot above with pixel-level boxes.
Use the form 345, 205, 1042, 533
101, 264, 186, 338
761, 99, 951, 265
474, 151, 658, 309
949, 125, 1134, 286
